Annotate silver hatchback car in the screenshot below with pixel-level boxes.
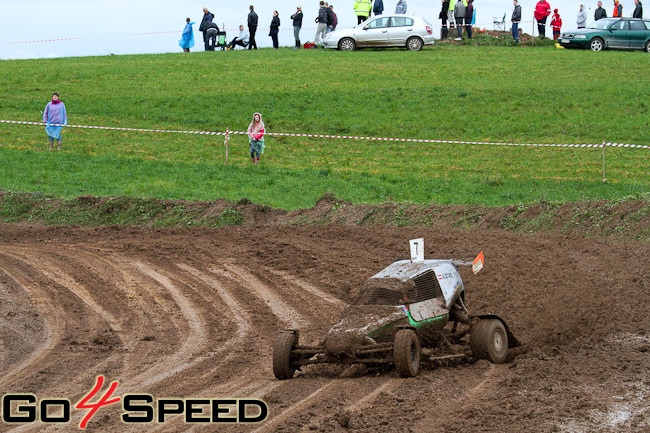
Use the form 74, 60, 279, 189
322, 15, 435, 51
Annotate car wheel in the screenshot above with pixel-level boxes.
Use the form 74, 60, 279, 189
273, 332, 297, 380
406, 36, 424, 51
338, 37, 356, 51
393, 329, 421, 377
470, 319, 508, 364
590, 37, 604, 52
645, 41, 650, 53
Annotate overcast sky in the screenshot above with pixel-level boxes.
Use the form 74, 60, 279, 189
0, 0, 640, 59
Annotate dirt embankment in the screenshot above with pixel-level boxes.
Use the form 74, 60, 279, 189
0, 223, 648, 432
1, 191, 648, 241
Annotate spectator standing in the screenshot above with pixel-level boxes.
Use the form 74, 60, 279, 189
199, 8, 215, 51
325, 2, 335, 33
633, 0, 643, 18
551, 9, 562, 40
269, 11, 280, 49
43, 93, 67, 151
512, 0, 521, 43
448, 0, 457, 29
248, 5, 258, 50
534, 0, 551, 39
315, 1, 328, 44
613, 0, 622, 17
594, 1, 607, 20
330, 5, 338, 31
373, 0, 385, 16
354, 0, 372, 24
291, 6, 303, 48
227, 25, 249, 50
440, 0, 450, 38
465, 0, 474, 39
247, 113, 265, 165
395, 0, 407, 14
454, 0, 466, 40
179, 18, 195, 52
577, 5, 587, 28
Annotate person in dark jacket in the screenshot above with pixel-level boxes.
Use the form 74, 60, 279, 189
634, 0, 643, 18
248, 5, 258, 50
269, 10, 280, 49
325, 2, 335, 33
594, 1, 607, 20
330, 5, 338, 31
199, 8, 215, 51
205, 21, 219, 51
465, 0, 474, 39
440, 0, 450, 39
512, 0, 522, 42
373, 0, 384, 16
291, 6, 303, 48
315, 1, 328, 45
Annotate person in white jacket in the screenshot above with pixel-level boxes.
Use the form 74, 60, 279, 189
576, 4, 587, 28
227, 25, 249, 50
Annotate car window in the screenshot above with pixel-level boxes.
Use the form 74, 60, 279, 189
366, 17, 390, 29
629, 20, 646, 31
591, 18, 616, 29
390, 17, 414, 27
612, 20, 629, 31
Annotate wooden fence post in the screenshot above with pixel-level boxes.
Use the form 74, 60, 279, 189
224, 128, 230, 165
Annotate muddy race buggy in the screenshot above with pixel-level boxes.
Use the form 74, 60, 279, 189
273, 253, 521, 379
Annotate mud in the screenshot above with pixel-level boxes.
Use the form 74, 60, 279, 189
0, 223, 648, 432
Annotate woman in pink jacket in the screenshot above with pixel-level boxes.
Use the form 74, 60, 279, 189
534, 0, 551, 39
247, 112, 265, 164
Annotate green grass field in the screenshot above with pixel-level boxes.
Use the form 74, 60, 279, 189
0, 46, 648, 209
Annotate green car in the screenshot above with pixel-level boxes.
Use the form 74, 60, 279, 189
559, 18, 650, 52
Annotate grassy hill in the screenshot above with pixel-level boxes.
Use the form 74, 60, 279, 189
0, 46, 648, 209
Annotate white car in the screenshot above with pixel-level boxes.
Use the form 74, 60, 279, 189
322, 15, 435, 51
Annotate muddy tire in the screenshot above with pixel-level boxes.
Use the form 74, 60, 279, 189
393, 329, 420, 377
339, 37, 356, 51
406, 36, 424, 51
273, 333, 297, 380
470, 319, 508, 364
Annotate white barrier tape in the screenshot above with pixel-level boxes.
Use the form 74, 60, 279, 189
1, 119, 647, 149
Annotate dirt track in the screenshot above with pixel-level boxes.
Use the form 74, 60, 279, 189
0, 224, 648, 432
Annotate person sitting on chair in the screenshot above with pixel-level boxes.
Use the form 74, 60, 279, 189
227, 25, 250, 50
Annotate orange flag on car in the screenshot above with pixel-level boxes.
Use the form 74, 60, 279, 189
472, 251, 484, 275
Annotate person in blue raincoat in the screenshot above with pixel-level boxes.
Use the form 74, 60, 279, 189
179, 18, 195, 52
43, 93, 67, 151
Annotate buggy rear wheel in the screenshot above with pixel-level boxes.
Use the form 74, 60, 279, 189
273, 332, 297, 379
470, 319, 508, 364
393, 329, 420, 377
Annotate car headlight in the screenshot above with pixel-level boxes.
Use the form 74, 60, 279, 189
574, 35, 587, 39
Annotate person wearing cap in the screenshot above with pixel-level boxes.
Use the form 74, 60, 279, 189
534, 0, 551, 39
550, 9, 562, 40
594, 1, 607, 21
613, 0, 623, 17
199, 8, 215, 51
247, 113, 265, 165
576, 5, 587, 29
291, 6, 303, 49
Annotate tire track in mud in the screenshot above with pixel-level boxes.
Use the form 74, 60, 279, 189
0, 253, 66, 391
268, 269, 346, 309
121, 262, 208, 391
211, 265, 309, 328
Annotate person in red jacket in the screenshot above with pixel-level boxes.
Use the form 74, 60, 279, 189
613, 0, 623, 17
551, 9, 562, 40
534, 0, 552, 39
